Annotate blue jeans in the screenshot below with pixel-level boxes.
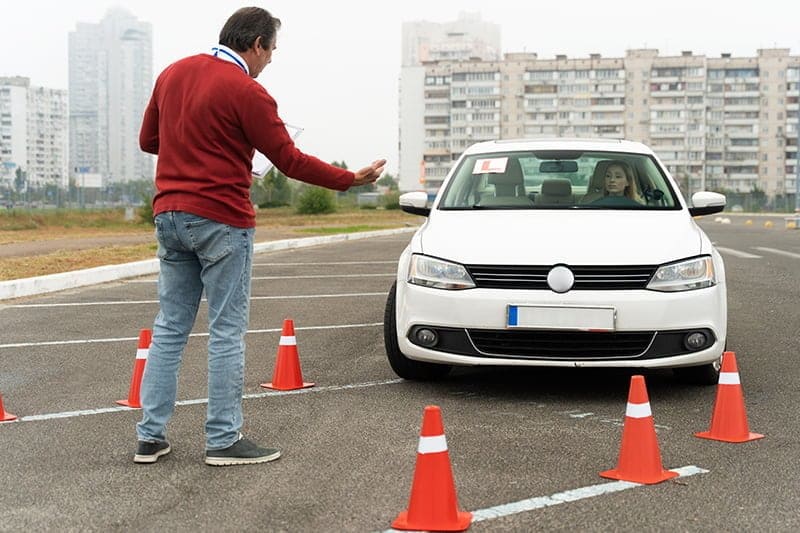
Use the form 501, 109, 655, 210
136, 211, 254, 450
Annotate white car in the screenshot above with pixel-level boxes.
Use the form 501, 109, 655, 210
384, 138, 727, 385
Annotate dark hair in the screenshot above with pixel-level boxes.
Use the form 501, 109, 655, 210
219, 7, 281, 53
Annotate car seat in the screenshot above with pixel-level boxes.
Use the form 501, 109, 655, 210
479, 158, 533, 206
537, 178, 573, 205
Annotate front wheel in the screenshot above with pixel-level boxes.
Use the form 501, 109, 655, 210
384, 282, 451, 381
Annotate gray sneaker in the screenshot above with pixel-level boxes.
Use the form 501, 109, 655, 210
134, 440, 171, 464
205, 435, 281, 466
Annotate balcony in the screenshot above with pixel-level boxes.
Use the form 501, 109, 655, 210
725, 130, 758, 138
423, 147, 451, 157
725, 144, 759, 152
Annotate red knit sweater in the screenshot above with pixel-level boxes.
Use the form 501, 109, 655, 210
139, 54, 355, 228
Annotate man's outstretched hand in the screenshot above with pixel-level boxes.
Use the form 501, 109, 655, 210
351, 159, 387, 187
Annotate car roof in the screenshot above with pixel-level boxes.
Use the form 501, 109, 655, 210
463, 138, 654, 156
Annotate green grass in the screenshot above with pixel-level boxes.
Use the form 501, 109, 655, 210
0, 208, 149, 231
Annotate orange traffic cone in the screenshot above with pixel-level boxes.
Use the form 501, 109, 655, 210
392, 405, 472, 532
695, 351, 764, 443
261, 319, 314, 390
0, 393, 17, 422
116, 329, 151, 408
600, 375, 678, 484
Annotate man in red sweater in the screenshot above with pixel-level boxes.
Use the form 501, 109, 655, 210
134, 6, 385, 466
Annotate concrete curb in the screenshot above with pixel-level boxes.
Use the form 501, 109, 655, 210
0, 226, 418, 301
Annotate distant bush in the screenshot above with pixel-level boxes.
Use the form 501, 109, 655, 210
381, 192, 401, 210
138, 193, 154, 225
296, 187, 336, 215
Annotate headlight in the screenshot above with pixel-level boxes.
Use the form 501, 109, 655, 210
408, 254, 475, 290
647, 256, 715, 292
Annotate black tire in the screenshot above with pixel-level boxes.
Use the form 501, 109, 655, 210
383, 281, 451, 381
674, 357, 721, 386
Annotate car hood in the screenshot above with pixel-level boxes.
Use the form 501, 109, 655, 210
420, 210, 702, 265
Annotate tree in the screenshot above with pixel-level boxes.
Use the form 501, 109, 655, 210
252, 168, 292, 208
14, 168, 26, 200
377, 172, 398, 191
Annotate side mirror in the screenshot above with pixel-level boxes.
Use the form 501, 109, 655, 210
399, 191, 430, 217
689, 191, 726, 217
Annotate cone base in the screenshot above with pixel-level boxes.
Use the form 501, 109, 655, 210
695, 430, 764, 443
1, 413, 17, 422
260, 382, 315, 391
116, 399, 141, 408
599, 467, 679, 485
391, 510, 472, 532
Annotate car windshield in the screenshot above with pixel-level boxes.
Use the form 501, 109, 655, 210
438, 150, 681, 210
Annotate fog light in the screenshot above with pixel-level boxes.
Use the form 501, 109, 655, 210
415, 328, 438, 347
684, 331, 708, 351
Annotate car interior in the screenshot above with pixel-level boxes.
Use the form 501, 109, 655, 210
442, 151, 677, 210
477, 158, 534, 207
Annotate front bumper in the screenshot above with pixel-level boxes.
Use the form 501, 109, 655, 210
395, 282, 726, 369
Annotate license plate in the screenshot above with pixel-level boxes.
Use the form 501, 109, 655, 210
507, 304, 616, 331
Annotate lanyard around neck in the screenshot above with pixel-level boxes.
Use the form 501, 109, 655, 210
212, 47, 247, 74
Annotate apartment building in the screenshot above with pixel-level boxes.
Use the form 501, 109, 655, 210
0, 77, 68, 190
400, 47, 800, 201
400, 13, 501, 193
69, 7, 153, 186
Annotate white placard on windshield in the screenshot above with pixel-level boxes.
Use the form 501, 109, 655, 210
251, 123, 304, 178
472, 157, 508, 174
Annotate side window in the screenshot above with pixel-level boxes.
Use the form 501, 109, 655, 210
638, 159, 675, 207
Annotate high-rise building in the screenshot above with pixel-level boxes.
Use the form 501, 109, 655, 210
399, 13, 501, 193
400, 45, 800, 202
69, 7, 153, 186
0, 76, 68, 191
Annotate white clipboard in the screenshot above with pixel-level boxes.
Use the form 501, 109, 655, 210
251, 123, 304, 178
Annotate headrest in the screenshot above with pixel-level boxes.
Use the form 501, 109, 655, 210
541, 178, 572, 197
488, 158, 523, 185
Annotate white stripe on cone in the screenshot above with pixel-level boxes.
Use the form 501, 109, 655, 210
135, 348, 149, 360
625, 402, 652, 419
279, 335, 297, 346
417, 434, 448, 454
718, 372, 740, 385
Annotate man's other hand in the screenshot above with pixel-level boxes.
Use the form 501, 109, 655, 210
351, 159, 387, 187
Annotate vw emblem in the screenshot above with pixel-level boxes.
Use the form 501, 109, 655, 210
547, 265, 574, 293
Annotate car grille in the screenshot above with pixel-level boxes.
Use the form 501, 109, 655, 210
464, 264, 658, 290
467, 329, 655, 359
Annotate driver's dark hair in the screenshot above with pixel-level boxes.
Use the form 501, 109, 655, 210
219, 7, 281, 53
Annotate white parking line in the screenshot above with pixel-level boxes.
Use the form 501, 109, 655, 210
715, 246, 762, 259
471, 465, 706, 522
127, 273, 395, 283
0, 322, 383, 349
253, 274, 394, 280
1, 379, 402, 424
6, 292, 386, 309
252, 261, 397, 266
754, 247, 800, 260
381, 465, 708, 532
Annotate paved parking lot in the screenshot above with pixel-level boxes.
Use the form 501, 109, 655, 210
1, 220, 798, 531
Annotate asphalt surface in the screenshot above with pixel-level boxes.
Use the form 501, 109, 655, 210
0, 215, 798, 531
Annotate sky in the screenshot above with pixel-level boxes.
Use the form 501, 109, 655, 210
2, 0, 800, 177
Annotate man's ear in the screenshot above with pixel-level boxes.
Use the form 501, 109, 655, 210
253, 36, 263, 52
